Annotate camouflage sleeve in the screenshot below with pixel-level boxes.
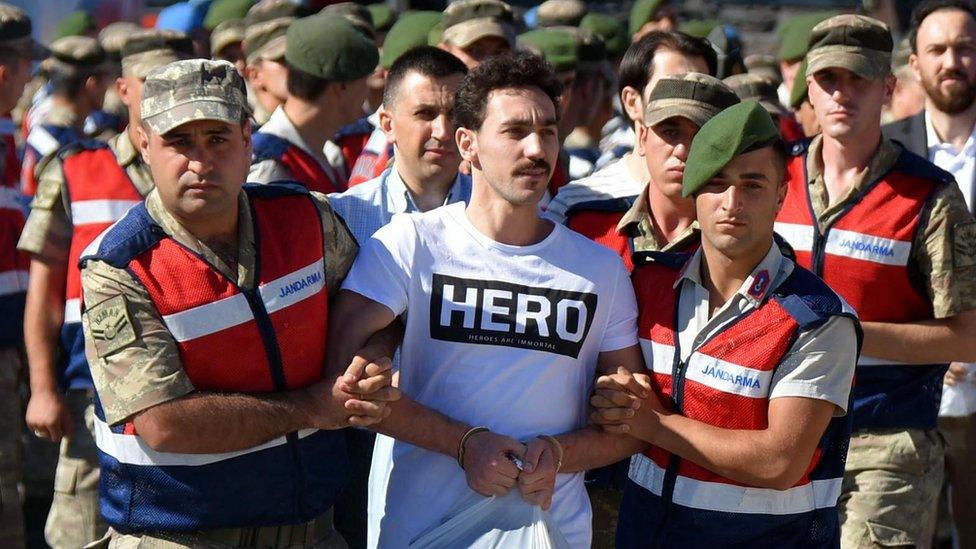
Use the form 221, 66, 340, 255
914, 182, 976, 318
310, 191, 359, 298
80, 259, 195, 426
16, 154, 71, 264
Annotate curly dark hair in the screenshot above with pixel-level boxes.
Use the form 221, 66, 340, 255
452, 50, 563, 132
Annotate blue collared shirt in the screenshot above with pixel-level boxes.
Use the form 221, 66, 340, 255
329, 167, 472, 245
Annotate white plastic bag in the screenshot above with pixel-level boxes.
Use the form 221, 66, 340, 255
408, 490, 571, 549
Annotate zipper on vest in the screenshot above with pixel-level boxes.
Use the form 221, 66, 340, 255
242, 289, 308, 518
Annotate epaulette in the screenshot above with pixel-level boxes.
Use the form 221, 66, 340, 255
243, 181, 311, 198
631, 250, 690, 270
565, 196, 637, 217
58, 138, 110, 160
334, 116, 374, 139
251, 132, 290, 162
79, 203, 161, 269
787, 137, 813, 157
893, 147, 954, 186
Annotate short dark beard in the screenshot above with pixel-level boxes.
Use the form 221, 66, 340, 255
923, 71, 976, 114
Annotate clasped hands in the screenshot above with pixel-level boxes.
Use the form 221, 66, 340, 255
589, 366, 667, 443
460, 431, 561, 510
307, 345, 402, 430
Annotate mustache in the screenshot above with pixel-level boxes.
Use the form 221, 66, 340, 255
513, 159, 551, 173
939, 69, 971, 83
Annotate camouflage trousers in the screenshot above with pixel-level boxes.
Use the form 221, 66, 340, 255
45, 389, 106, 549
0, 347, 25, 549
939, 414, 976, 549
839, 428, 944, 549
96, 509, 348, 549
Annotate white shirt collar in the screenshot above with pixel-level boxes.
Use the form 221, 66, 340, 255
387, 167, 465, 214
924, 109, 976, 154
676, 242, 788, 307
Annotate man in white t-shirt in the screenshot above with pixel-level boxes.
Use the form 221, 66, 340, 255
326, 51, 650, 548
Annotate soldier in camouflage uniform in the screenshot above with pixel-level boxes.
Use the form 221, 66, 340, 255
0, 6, 46, 547
78, 58, 396, 548
242, 0, 301, 127
773, 15, 976, 548
18, 30, 192, 549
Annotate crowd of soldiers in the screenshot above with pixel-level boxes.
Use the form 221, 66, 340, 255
0, 0, 975, 548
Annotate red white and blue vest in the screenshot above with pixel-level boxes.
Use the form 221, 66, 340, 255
0, 184, 27, 348
565, 197, 640, 271
61, 142, 144, 389
625, 252, 856, 547
81, 184, 347, 532
347, 125, 392, 188
22, 123, 81, 197
252, 132, 342, 194
775, 140, 950, 430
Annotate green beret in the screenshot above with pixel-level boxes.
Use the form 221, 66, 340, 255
629, 0, 665, 37
805, 14, 892, 81
381, 11, 442, 69
204, 0, 253, 31
55, 10, 96, 40
518, 28, 578, 73
286, 15, 379, 81
679, 19, 717, 39
776, 11, 835, 62
683, 101, 780, 197
428, 22, 444, 46
789, 58, 808, 109
580, 13, 627, 60
367, 3, 397, 33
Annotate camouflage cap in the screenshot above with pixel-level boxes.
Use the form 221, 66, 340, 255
629, 0, 668, 37
55, 10, 96, 40
245, 0, 305, 26
518, 28, 578, 73
776, 11, 836, 62
204, 0, 253, 31
744, 54, 782, 85
243, 16, 292, 64
0, 2, 48, 60
367, 3, 396, 33
643, 72, 740, 128
805, 14, 892, 81
892, 36, 911, 70
789, 58, 809, 109
580, 12, 627, 60
48, 36, 106, 76
683, 101, 779, 197
99, 22, 141, 58
536, 0, 587, 28
320, 2, 376, 39
381, 11, 442, 69
723, 73, 787, 117
286, 15, 379, 81
122, 29, 194, 79
211, 18, 246, 56
442, 0, 516, 49
141, 59, 251, 135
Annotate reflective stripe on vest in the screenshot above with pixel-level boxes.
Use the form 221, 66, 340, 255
776, 149, 947, 430
627, 258, 851, 541
88, 186, 347, 532
348, 127, 391, 187
0, 183, 28, 346
61, 145, 143, 389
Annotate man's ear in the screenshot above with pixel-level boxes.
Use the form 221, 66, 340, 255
116, 77, 129, 107
636, 124, 648, 157
456, 127, 476, 162
378, 105, 394, 144
620, 86, 643, 123
137, 124, 151, 163
241, 119, 253, 153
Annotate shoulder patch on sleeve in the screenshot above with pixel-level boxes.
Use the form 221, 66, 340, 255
954, 221, 976, 268
86, 295, 137, 357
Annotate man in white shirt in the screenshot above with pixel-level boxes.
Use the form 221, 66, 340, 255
325, 51, 650, 548
882, 2, 976, 546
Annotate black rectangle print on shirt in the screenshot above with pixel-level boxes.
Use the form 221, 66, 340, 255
429, 273, 599, 358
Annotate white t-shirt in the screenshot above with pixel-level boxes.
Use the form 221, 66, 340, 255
342, 202, 639, 548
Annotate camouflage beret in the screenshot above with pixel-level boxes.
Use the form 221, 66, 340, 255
211, 18, 246, 56
204, 0, 253, 31
744, 54, 782, 85
49, 36, 106, 75
122, 29, 194, 79
644, 72, 740, 128
320, 2, 376, 39
99, 22, 141, 58
683, 101, 780, 197
285, 15, 379, 82
367, 3, 397, 33
381, 11, 442, 69
806, 14, 892, 81
244, 16, 292, 64
580, 12, 627, 60
245, 0, 305, 26
776, 11, 836, 62
141, 59, 251, 135
0, 2, 48, 59
536, 0, 587, 28
55, 10, 96, 41
518, 28, 578, 73
724, 73, 787, 117
442, 0, 516, 49
629, 0, 666, 37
